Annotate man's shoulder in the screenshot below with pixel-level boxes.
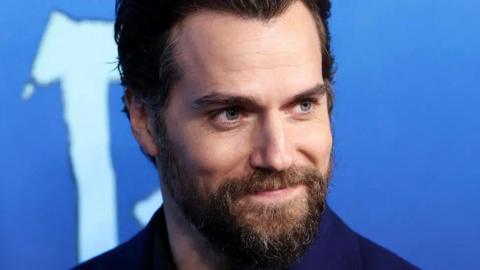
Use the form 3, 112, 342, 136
355, 232, 418, 270
73, 209, 160, 270
73, 225, 154, 270
296, 207, 418, 270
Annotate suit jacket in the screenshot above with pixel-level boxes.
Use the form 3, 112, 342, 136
75, 206, 419, 270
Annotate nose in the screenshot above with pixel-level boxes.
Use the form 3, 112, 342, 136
249, 113, 294, 172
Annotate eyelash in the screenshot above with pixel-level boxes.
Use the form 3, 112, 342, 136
209, 97, 320, 127
294, 98, 319, 114
207, 107, 243, 129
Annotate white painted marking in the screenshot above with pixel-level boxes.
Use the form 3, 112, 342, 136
25, 11, 120, 262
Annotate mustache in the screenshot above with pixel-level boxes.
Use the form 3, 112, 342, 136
215, 166, 325, 201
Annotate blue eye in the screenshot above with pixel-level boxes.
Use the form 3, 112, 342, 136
224, 108, 240, 120
209, 106, 244, 128
299, 100, 312, 112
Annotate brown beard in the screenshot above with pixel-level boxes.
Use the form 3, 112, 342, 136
157, 131, 331, 270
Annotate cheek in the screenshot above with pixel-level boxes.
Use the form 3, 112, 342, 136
292, 119, 332, 171
168, 120, 251, 192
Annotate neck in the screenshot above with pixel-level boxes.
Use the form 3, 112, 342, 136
161, 188, 226, 270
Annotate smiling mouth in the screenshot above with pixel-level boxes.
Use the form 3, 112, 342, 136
245, 185, 305, 203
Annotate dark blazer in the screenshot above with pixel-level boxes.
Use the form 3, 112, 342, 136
75, 206, 419, 270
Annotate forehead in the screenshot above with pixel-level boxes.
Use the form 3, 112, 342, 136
173, 1, 323, 101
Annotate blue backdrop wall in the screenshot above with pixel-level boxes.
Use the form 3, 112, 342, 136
1, 1, 479, 269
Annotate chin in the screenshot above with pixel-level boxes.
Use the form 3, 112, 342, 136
232, 189, 310, 237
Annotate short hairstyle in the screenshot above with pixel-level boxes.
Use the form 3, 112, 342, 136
114, 0, 335, 162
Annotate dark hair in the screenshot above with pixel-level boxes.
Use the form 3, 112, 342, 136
114, 0, 334, 162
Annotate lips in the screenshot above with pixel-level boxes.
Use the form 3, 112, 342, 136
252, 183, 289, 194
246, 185, 304, 202
254, 187, 290, 195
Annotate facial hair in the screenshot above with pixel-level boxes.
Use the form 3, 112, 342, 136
156, 130, 331, 270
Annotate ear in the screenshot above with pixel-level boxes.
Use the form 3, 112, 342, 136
124, 89, 159, 157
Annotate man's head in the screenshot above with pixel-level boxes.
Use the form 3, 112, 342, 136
115, 0, 334, 268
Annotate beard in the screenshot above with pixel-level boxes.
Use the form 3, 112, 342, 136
156, 129, 331, 270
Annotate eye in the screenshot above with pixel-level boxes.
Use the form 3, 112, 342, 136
210, 106, 244, 128
299, 100, 312, 112
293, 99, 315, 114
224, 108, 240, 121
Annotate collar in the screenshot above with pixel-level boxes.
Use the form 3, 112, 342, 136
150, 205, 363, 270
151, 207, 176, 270
292, 206, 363, 270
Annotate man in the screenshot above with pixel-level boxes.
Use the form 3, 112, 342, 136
76, 0, 418, 269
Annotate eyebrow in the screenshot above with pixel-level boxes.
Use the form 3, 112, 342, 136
192, 83, 329, 110
289, 83, 329, 104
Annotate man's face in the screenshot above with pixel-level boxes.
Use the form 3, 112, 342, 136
144, 1, 332, 268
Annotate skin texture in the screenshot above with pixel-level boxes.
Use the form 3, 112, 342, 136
126, 2, 332, 269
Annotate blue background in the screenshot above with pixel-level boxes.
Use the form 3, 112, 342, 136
1, 0, 479, 269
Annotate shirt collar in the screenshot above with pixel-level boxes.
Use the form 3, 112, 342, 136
151, 205, 362, 270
